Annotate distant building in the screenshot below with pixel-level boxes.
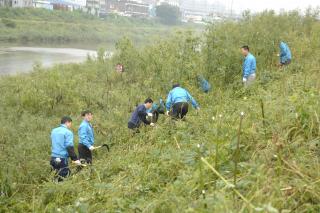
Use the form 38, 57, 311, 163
125, 1, 149, 16
140, 0, 154, 5
157, 0, 179, 7
13, 0, 33, 7
1, 0, 33, 7
33, 0, 53, 9
85, 0, 100, 15
106, 0, 149, 17
180, 0, 210, 21
179, 0, 226, 22
42, 0, 86, 11
0, 0, 11, 6
99, 0, 106, 16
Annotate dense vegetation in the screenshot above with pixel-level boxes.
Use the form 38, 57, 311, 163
156, 4, 181, 25
0, 8, 202, 46
1, 9, 320, 212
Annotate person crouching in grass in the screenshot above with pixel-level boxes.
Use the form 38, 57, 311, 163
165, 84, 200, 120
279, 41, 292, 67
128, 98, 155, 133
78, 110, 95, 164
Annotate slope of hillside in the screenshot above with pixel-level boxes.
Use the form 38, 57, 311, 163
0, 8, 203, 46
0, 10, 320, 212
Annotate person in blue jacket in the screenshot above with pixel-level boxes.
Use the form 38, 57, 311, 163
50, 116, 81, 181
146, 98, 165, 123
198, 75, 211, 93
78, 110, 95, 164
166, 84, 200, 119
241, 45, 256, 86
128, 98, 155, 132
279, 41, 292, 66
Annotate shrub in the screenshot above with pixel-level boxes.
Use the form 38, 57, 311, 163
1, 18, 16, 28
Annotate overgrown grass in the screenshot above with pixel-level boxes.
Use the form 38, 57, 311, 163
0, 10, 320, 212
0, 8, 203, 46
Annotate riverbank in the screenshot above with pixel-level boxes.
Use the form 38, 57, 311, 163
0, 8, 203, 74
0, 8, 204, 45
1, 11, 320, 212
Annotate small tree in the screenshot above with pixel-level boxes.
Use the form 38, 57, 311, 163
156, 4, 181, 25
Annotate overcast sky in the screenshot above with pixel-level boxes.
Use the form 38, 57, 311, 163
219, 0, 320, 13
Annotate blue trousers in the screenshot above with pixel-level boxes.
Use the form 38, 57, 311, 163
50, 157, 70, 181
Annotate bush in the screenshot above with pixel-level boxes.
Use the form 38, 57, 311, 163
1, 18, 16, 28
156, 4, 181, 25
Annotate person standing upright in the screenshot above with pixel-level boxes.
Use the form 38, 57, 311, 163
241, 45, 257, 86
50, 116, 80, 181
78, 110, 95, 164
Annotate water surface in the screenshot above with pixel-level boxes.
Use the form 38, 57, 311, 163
0, 47, 97, 75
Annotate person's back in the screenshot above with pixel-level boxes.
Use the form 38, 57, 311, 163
280, 42, 292, 65
169, 87, 188, 103
50, 116, 79, 181
198, 76, 211, 93
146, 99, 166, 123
166, 84, 199, 119
51, 125, 73, 159
147, 103, 158, 114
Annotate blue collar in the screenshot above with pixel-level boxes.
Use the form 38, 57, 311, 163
245, 53, 252, 59
83, 119, 92, 127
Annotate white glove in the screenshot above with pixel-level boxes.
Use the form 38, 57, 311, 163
89, 146, 95, 151
72, 160, 81, 165
242, 77, 247, 83
147, 113, 153, 117
166, 111, 170, 116
150, 123, 155, 127
196, 107, 200, 111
